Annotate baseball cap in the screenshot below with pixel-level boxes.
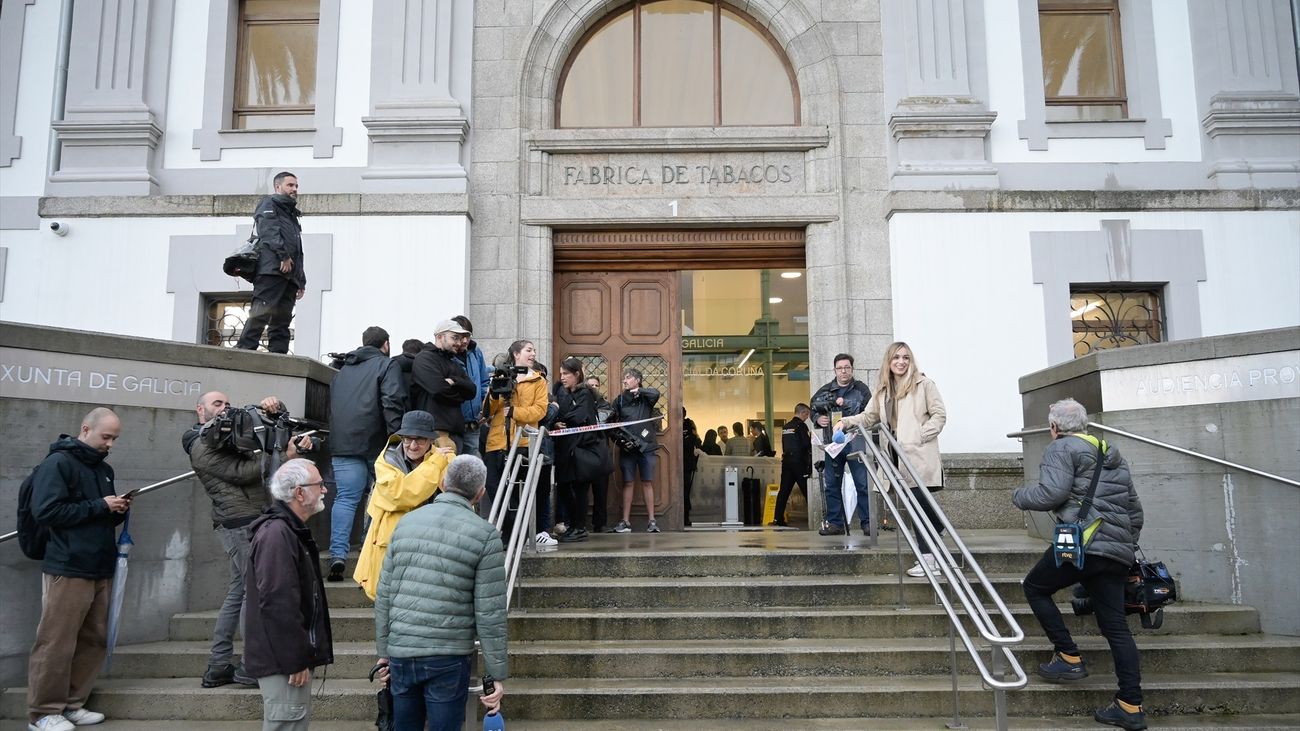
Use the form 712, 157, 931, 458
435, 319, 470, 335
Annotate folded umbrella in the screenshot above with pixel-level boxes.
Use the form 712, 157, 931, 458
103, 512, 134, 673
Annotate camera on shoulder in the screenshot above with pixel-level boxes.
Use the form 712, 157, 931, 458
489, 365, 530, 398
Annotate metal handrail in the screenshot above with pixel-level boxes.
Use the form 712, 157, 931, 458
1007, 422, 1299, 488
854, 424, 1026, 730
1, 470, 197, 544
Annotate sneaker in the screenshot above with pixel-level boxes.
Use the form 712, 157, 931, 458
558, 528, 589, 543
906, 554, 941, 578
232, 664, 258, 687
612, 520, 632, 533
327, 559, 346, 582
201, 663, 236, 688
1094, 701, 1147, 730
535, 531, 555, 546
61, 708, 105, 726
646, 520, 661, 533
1037, 652, 1089, 682
818, 522, 846, 536
28, 715, 74, 731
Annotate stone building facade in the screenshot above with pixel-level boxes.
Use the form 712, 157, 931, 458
1, 0, 1297, 463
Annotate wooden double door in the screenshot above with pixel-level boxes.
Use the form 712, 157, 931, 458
555, 271, 682, 529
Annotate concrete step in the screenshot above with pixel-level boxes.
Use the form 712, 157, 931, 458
506, 634, 1300, 679
10, 716, 1300, 731
514, 573, 1068, 609
99, 634, 1300, 681
168, 601, 1260, 643
501, 673, 1300, 720
6, 673, 1299, 722
324, 580, 372, 608
517, 542, 1044, 578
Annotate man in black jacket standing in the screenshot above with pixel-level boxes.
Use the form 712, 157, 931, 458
810, 353, 873, 536
410, 320, 477, 453
245, 458, 334, 731
26, 408, 128, 731
773, 403, 813, 527
236, 171, 304, 354
326, 326, 406, 580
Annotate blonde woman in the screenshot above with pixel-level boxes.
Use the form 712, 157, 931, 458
353, 411, 452, 600
838, 341, 947, 577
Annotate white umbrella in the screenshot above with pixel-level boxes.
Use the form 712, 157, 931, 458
103, 514, 134, 673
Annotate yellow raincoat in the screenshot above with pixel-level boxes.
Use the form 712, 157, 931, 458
353, 440, 451, 600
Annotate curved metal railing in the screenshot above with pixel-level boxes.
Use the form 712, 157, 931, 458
851, 424, 1027, 729
1008, 421, 1299, 488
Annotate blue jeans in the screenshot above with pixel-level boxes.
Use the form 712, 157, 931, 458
329, 456, 372, 561
390, 654, 471, 731
822, 438, 871, 529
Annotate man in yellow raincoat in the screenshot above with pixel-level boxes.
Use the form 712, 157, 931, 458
354, 411, 453, 599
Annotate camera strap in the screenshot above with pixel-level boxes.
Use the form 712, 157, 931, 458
1053, 441, 1105, 570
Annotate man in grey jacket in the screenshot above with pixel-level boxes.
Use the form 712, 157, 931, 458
185, 391, 310, 689
327, 326, 406, 580
1013, 398, 1146, 731
374, 454, 506, 729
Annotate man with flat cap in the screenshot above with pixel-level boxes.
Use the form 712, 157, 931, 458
410, 320, 478, 453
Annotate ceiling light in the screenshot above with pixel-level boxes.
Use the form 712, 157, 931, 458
768, 297, 783, 304
780, 272, 802, 279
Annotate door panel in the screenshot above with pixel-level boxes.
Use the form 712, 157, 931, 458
556, 271, 681, 528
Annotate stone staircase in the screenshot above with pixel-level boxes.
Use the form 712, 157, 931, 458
4, 530, 1300, 729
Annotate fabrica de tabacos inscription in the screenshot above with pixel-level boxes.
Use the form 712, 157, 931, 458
563, 163, 795, 187
1, 363, 201, 396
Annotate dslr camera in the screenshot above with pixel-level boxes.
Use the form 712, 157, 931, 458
488, 365, 530, 399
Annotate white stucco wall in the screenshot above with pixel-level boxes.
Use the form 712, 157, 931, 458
983, 0, 1202, 163
0, 0, 59, 196
0, 215, 469, 359
161, 1, 374, 170
889, 210, 1300, 454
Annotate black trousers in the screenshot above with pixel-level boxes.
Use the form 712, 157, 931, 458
563, 478, 608, 532
236, 275, 297, 353
910, 486, 945, 553
1023, 547, 1143, 705
774, 464, 808, 524
683, 467, 696, 523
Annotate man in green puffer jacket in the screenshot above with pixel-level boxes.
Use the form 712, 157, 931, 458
374, 454, 507, 729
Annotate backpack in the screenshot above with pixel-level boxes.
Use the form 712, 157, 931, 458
16, 461, 52, 560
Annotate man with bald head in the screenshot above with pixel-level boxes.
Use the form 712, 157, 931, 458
26, 408, 128, 731
183, 390, 308, 689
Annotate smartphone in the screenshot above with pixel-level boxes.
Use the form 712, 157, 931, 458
120, 488, 141, 500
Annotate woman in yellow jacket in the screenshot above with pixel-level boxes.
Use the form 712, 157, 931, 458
838, 341, 947, 578
483, 340, 551, 536
353, 410, 453, 600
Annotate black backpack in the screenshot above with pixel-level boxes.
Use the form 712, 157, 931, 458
16, 462, 52, 560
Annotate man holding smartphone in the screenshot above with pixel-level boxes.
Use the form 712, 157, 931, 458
26, 408, 128, 731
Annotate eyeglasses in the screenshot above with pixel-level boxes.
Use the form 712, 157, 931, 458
401, 435, 431, 444
299, 480, 335, 490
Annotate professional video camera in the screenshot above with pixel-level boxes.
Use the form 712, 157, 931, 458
488, 365, 530, 399
201, 403, 327, 457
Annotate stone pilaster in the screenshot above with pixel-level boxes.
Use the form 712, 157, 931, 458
361, 0, 471, 193
883, 0, 997, 189
49, 0, 173, 195
1190, 0, 1300, 188
0, 0, 36, 168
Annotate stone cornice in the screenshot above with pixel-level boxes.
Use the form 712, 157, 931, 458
887, 188, 1300, 215
527, 126, 832, 154
39, 193, 472, 218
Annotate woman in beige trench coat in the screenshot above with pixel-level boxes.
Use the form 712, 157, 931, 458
838, 341, 947, 577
